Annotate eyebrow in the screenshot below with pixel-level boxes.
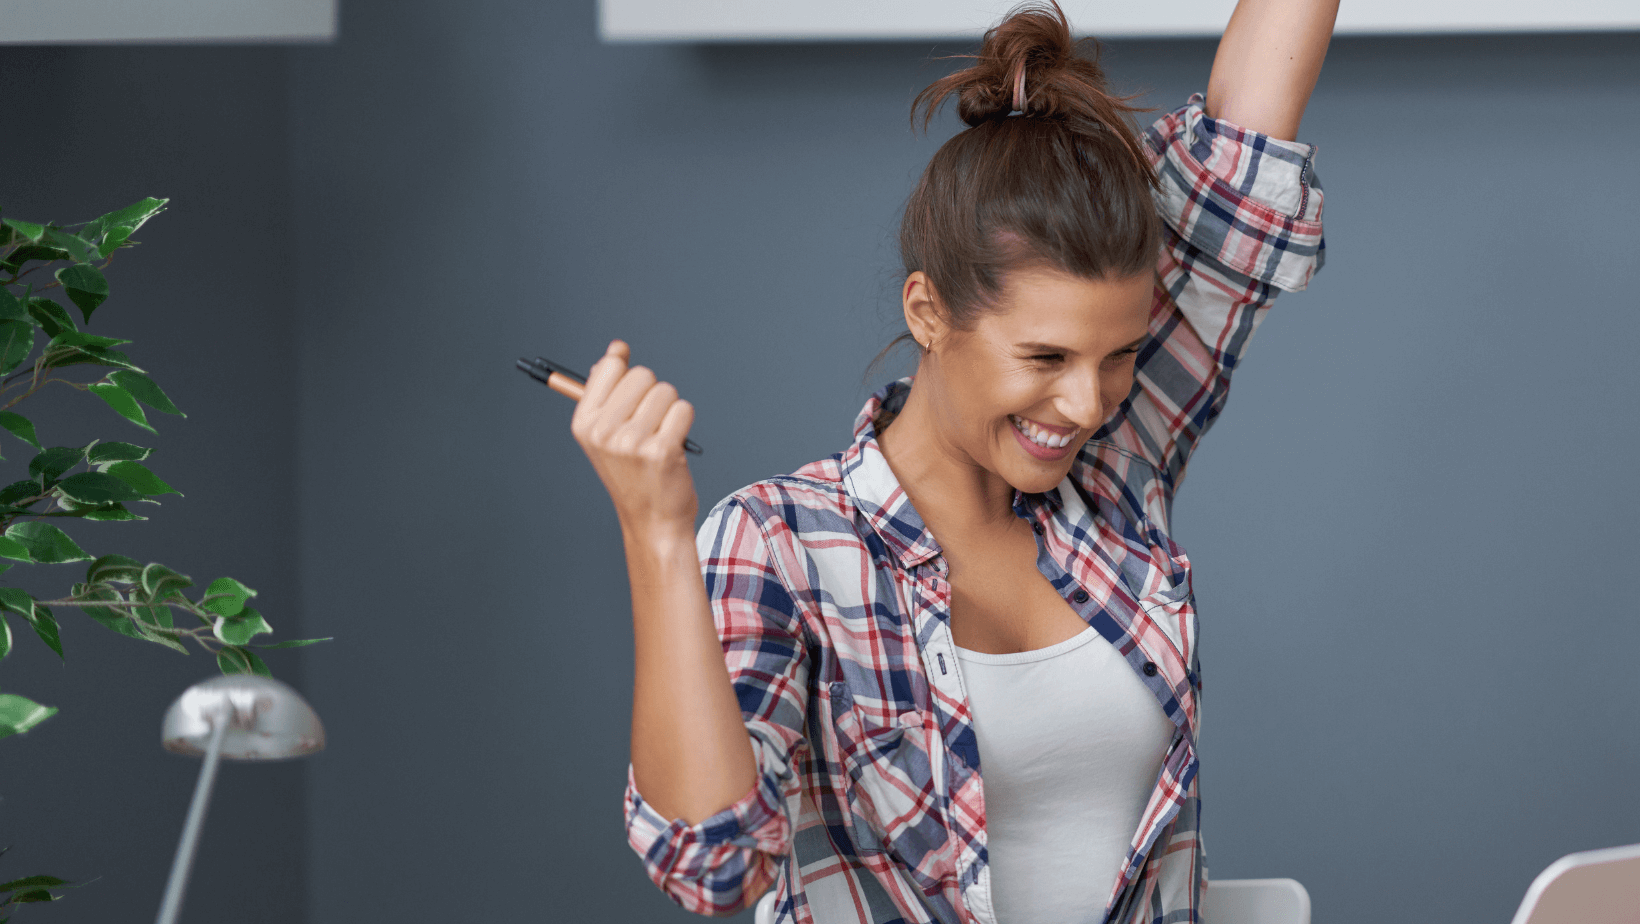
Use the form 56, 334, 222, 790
1016, 334, 1148, 355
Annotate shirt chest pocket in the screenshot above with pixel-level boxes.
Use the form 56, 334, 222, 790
820, 680, 947, 867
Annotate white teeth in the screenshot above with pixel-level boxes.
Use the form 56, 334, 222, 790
1011, 415, 1073, 450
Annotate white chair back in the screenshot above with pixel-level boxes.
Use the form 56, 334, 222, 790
1201, 878, 1312, 924
1509, 842, 1640, 924
753, 877, 1307, 924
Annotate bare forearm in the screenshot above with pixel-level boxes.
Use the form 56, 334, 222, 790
627, 522, 759, 826
1205, 0, 1340, 141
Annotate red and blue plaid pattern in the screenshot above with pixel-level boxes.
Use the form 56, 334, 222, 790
623, 92, 1326, 924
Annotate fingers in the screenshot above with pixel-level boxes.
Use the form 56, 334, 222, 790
600, 363, 658, 436
623, 379, 679, 449
580, 339, 630, 410
649, 397, 695, 456
571, 339, 690, 457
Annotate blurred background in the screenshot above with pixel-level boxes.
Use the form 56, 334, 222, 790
2, 1, 1637, 922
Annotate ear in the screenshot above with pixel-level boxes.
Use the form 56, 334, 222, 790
902, 271, 947, 348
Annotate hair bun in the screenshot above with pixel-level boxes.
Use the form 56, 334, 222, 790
963, 1, 1077, 123
913, 0, 1146, 140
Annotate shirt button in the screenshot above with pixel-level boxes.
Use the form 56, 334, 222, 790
1071, 589, 1089, 604
1031, 522, 1043, 535
1143, 661, 1158, 676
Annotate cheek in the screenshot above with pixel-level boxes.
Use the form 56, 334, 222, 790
1102, 366, 1137, 409
958, 366, 1037, 417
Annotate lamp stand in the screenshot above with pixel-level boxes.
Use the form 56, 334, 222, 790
155, 714, 227, 924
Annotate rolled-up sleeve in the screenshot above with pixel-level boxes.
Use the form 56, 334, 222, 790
623, 496, 812, 917
1150, 91, 1325, 290
1091, 91, 1327, 512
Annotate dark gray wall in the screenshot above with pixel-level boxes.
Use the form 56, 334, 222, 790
292, 2, 1640, 921
0, 47, 304, 923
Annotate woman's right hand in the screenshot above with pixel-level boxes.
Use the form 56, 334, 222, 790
570, 339, 700, 533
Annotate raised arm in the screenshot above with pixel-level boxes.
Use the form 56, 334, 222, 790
1205, 0, 1342, 141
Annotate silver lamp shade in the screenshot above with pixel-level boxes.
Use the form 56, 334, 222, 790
161, 674, 324, 760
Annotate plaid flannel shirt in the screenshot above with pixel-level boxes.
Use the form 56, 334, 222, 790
624, 92, 1326, 924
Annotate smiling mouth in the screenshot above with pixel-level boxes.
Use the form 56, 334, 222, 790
1009, 415, 1078, 450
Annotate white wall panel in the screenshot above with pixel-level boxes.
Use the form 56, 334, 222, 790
0, 0, 335, 43
600, 0, 1640, 42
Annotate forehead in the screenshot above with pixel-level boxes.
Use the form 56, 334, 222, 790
981, 265, 1152, 342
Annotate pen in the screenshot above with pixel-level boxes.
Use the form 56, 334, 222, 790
516, 355, 703, 455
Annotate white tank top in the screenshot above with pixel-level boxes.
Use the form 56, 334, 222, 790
953, 625, 1176, 924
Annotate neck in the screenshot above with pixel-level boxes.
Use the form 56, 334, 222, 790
875, 370, 1023, 540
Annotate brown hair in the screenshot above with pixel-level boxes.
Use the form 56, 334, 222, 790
867, 0, 1162, 382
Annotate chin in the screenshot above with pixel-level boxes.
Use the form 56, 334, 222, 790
1009, 464, 1073, 496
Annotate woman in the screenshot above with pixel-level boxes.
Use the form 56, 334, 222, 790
574, 1, 1337, 921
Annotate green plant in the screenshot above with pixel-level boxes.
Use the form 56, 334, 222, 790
0, 198, 328, 911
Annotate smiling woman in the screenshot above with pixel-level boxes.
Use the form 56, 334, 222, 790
879, 267, 1154, 502
570, 0, 1336, 921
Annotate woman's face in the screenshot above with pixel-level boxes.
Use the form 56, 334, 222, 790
910, 265, 1153, 496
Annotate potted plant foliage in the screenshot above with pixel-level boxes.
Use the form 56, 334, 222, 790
0, 198, 326, 914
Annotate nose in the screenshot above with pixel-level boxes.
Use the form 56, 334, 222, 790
1053, 365, 1104, 432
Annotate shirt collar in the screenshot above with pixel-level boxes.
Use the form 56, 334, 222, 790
842, 377, 1064, 571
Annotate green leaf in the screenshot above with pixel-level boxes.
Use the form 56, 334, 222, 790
0, 480, 40, 506
26, 605, 62, 660
0, 591, 57, 660
140, 562, 192, 602
253, 636, 332, 649
135, 604, 173, 629
96, 225, 134, 258
0, 287, 26, 321
26, 298, 74, 338
87, 441, 150, 464
56, 471, 144, 505
0, 876, 68, 891
4, 521, 91, 563
2, 244, 72, 275
39, 342, 144, 374
55, 494, 105, 513
28, 445, 87, 485
10, 889, 58, 903
0, 536, 31, 562
0, 693, 56, 739
216, 646, 270, 677
87, 383, 154, 433
50, 329, 131, 350
103, 460, 178, 497
71, 584, 142, 638
108, 371, 182, 417
0, 613, 11, 660
100, 197, 168, 228
214, 606, 272, 646
87, 553, 142, 584
74, 587, 180, 652
82, 607, 145, 641
42, 230, 96, 267
200, 576, 256, 617
0, 412, 41, 451
0, 219, 44, 243
85, 198, 166, 258
0, 319, 32, 376
0, 587, 35, 618
80, 505, 146, 522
